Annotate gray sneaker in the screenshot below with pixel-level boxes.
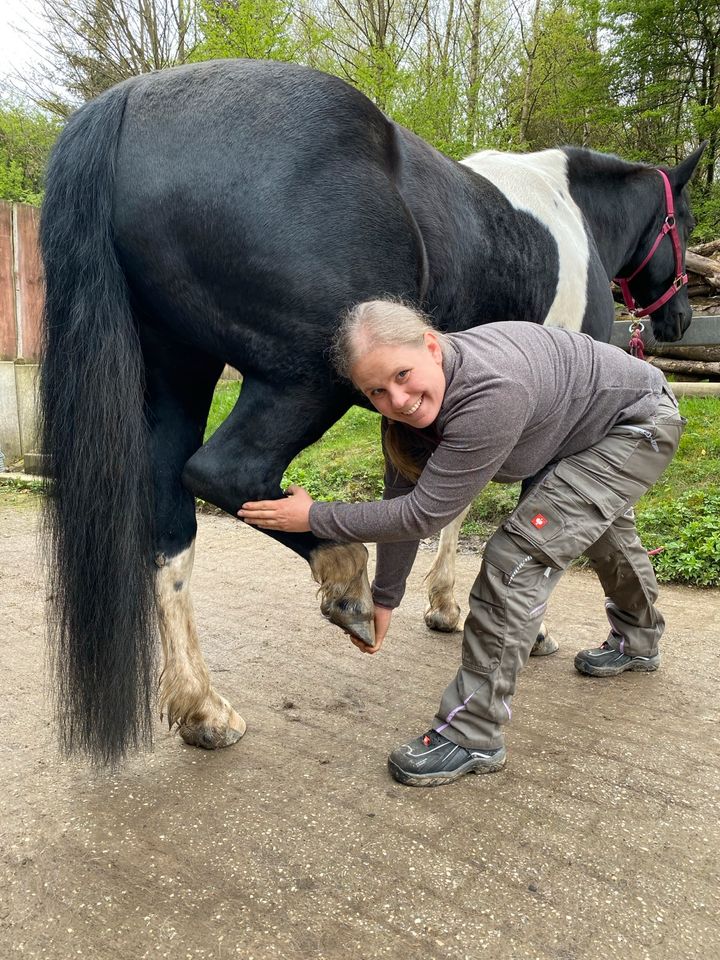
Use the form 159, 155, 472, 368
388, 730, 507, 787
574, 639, 660, 677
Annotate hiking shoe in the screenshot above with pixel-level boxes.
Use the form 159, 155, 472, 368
388, 730, 506, 787
574, 640, 660, 677
530, 629, 559, 657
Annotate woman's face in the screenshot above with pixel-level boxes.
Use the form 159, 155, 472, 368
350, 332, 446, 428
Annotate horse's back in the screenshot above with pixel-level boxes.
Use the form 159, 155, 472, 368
110, 60, 425, 371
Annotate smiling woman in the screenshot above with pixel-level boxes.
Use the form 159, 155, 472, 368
241, 296, 686, 788
344, 303, 446, 427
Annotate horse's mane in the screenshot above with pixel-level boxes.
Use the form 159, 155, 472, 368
561, 146, 657, 177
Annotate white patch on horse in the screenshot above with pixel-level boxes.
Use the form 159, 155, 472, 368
155, 542, 245, 744
461, 149, 589, 331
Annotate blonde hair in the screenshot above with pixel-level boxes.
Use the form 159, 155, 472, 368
330, 299, 447, 481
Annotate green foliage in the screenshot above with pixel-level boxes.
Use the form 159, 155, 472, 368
0, 101, 61, 204
637, 488, 720, 587
688, 184, 720, 242
193, 0, 301, 62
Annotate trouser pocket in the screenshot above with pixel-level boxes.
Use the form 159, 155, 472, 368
503, 461, 627, 569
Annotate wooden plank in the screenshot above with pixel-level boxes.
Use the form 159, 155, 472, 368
15, 203, 44, 361
611, 316, 720, 350
668, 381, 720, 397
0, 201, 17, 360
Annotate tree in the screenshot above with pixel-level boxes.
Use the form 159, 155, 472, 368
507, 0, 614, 149
193, 0, 301, 61
24, 0, 200, 115
603, 0, 719, 175
0, 100, 62, 203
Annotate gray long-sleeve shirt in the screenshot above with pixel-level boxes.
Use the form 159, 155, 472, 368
309, 321, 666, 607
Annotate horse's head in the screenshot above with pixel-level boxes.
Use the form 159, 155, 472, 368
616, 143, 705, 343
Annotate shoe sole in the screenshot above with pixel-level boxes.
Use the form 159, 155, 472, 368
387, 751, 507, 787
574, 656, 660, 677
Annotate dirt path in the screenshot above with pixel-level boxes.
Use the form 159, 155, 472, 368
2, 500, 719, 960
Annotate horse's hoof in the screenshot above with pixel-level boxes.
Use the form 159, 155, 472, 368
179, 713, 246, 750
324, 602, 376, 647
178, 704, 246, 750
310, 542, 375, 646
530, 632, 559, 656
424, 602, 461, 633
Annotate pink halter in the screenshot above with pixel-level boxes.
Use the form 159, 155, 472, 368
614, 169, 688, 319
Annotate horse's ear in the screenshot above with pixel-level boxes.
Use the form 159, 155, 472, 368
669, 142, 707, 190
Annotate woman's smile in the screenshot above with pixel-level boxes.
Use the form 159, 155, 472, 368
401, 395, 423, 416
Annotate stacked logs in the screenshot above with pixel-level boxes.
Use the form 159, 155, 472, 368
616, 238, 720, 383
685, 238, 720, 299
655, 239, 720, 380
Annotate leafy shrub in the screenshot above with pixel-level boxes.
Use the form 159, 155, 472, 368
637, 487, 720, 587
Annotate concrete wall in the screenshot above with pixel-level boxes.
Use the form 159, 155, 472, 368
0, 361, 38, 465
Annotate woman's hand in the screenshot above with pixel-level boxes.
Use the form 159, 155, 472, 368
238, 485, 313, 532
350, 605, 392, 655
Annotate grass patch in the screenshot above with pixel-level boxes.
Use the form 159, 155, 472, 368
0, 477, 43, 509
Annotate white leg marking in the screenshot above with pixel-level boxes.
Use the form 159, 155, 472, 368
156, 542, 209, 724
425, 506, 470, 631
460, 149, 589, 331
156, 542, 245, 745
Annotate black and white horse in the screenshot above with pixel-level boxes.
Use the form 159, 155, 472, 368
39, 59, 702, 765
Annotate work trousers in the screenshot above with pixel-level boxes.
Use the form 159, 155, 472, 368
433, 389, 685, 750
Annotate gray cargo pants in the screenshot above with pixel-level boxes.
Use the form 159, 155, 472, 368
433, 388, 685, 750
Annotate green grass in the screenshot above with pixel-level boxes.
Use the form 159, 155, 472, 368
0, 477, 43, 509
206, 384, 720, 586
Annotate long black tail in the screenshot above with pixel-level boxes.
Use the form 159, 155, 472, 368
40, 81, 156, 766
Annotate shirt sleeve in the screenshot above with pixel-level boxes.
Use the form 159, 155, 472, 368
369, 435, 420, 609
309, 382, 532, 545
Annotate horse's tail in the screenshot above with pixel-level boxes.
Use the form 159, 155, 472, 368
39, 81, 156, 766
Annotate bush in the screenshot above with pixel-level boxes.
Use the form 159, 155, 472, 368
637, 487, 720, 587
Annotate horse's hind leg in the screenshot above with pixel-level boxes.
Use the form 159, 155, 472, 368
424, 510, 467, 632
144, 333, 245, 749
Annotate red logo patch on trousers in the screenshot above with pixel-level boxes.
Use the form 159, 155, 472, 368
531, 513, 548, 529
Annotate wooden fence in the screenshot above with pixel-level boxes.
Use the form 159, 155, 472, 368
0, 197, 718, 467
0, 201, 43, 362
0, 201, 43, 463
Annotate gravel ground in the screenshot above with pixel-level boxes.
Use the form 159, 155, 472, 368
2, 501, 719, 960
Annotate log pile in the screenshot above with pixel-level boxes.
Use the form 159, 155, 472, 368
663, 238, 720, 379
615, 237, 720, 381
684, 239, 720, 298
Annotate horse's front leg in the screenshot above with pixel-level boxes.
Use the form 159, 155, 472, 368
182, 375, 375, 646
424, 509, 469, 632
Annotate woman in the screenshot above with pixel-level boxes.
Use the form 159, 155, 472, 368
239, 300, 684, 787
